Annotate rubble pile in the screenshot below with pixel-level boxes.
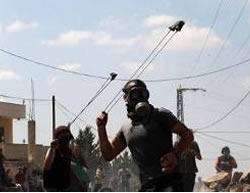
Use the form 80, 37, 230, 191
200, 167, 250, 192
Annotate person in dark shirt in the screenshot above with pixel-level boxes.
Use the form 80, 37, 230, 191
43, 125, 73, 191
178, 141, 202, 192
15, 167, 25, 190
215, 146, 237, 173
96, 79, 194, 191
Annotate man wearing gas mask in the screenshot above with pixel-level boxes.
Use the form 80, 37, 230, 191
96, 79, 194, 191
43, 125, 74, 191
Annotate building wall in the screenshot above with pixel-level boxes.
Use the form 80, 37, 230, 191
0, 117, 13, 143
0, 143, 49, 170
0, 102, 26, 119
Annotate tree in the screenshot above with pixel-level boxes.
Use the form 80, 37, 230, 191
75, 125, 100, 180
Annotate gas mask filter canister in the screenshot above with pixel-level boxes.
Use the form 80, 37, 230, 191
127, 87, 151, 117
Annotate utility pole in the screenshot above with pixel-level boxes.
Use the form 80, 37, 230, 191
177, 85, 206, 123
52, 95, 56, 139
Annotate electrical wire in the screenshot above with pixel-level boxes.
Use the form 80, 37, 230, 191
56, 100, 88, 125
144, 57, 250, 82
196, 87, 250, 131
196, 132, 250, 148
1, 47, 249, 83
223, 32, 250, 81
56, 100, 98, 132
190, 0, 224, 75
198, 131, 250, 134
195, 130, 250, 161
196, 132, 221, 149
56, 103, 83, 131
0, 48, 108, 80
196, 132, 250, 160
207, 0, 248, 69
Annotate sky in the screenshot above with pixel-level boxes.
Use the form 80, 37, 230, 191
0, 0, 250, 178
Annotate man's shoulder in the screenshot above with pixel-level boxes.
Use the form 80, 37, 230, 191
121, 119, 132, 131
155, 107, 173, 114
153, 107, 176, 118
152, 107, 178, 124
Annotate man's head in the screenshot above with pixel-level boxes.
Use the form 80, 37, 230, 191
221, 146, 230, 157
122, 79, 151, 118
123, 79, 147, 94
54, 125, 74, 146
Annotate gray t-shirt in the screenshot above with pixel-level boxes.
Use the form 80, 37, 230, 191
117, 107, 178, 184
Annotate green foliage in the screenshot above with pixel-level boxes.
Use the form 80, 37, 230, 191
75, 125, 101, 180
75, 125, 139, 184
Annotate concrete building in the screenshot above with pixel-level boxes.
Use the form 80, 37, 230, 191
0, 101, 48, 172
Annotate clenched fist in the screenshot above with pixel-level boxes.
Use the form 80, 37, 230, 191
160, 151, 177, 174
96, 111, 108, 129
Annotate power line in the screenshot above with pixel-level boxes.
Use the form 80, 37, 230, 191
56, 103, 83, 131
196, 132, 250, 161
0, 48, 108, 80
190, 0, 224, 74
196, 132, 250, 148
202, 157, 250, 161
56, 100, 88, 125
207, 0, 248, 69
145, 58, 250, 82
198, 131, 250, 134
223, 32, 250, 81
196, 87, 250, 131
1, 47, 250, 83
196, 132, 221, 149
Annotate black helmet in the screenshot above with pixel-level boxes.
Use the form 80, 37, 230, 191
221, 146, 230, 155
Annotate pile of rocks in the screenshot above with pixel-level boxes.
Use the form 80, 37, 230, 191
200, 167, 250, 192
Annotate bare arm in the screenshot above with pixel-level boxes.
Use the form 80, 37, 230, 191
160, 121, 193, 174
171, 121, 194, 152
196, 152, 202, 160
231, 157, 237, 168
215, 157, 222, 172
97, 112, 127, 161
190, 142, 202, 160
43, 139, 58, 171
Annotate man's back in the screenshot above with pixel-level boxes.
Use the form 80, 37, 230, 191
43, 150, 71, 190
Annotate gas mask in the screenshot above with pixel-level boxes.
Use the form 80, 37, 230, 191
125, 86, 151, 118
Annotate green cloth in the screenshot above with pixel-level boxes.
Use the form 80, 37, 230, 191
71, 161, 90, 183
